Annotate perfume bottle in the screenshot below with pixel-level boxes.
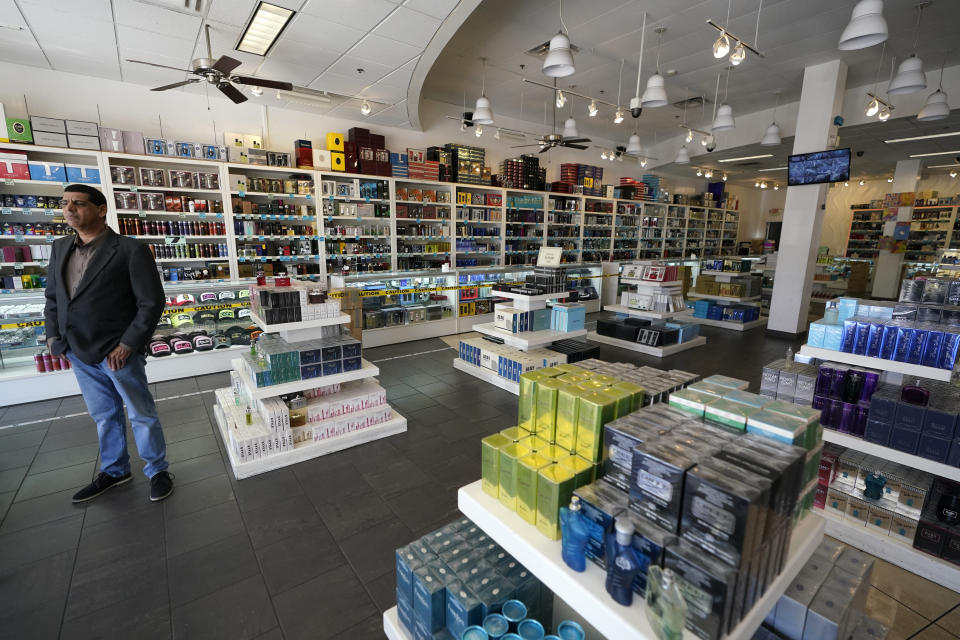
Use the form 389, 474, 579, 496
645, 566, 687, 640
824, 301, 839, 325
560, 496, 590, 572
864, 472, 886, 500
784, 346, 794, 370
245, 405, 252, 425
605, 520, 643, 606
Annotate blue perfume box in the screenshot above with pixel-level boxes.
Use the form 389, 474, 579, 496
863, 419, 893, 446
889, 425, 921, 454
894, 402, 926, 431
917, 433, 951, 463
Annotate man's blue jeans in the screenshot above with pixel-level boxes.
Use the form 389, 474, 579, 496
66, 351, 168, 478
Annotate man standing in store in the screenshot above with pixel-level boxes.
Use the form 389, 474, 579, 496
44, 184, 173, 503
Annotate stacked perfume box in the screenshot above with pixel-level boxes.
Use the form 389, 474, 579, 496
597, 316, 701, 347
247, 283, 340, 325
458, 337, 566, 382
237, 331, 363, 387
395, 516, 565, 640
764, 539, 883, 640
760, 359, 820, 405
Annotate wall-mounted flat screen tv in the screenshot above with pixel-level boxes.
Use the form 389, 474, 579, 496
787, 148, 851, 186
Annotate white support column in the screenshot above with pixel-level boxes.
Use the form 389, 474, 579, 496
871, 159, 921, 298
768, 60, 847, 335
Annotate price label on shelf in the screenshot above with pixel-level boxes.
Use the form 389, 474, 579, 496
0, 319, 44, 329
3, 179, 14, 185
14, 234, 24, 242
305, 194, 311, 200
138, 211, 146, 218
22, 209, 31, 216
130, 186, 137, 192
0, 208, 10, 215
31, 209, 44, 216
216, 213, 223, 218
178, 212, 185, 218
258, 235, 265, 240
43, 209, 55, 216
288, 194, 295, 199
13, 262, 22, 269
238, 190, 246, 197
198, 212, 206, 219
46, 234, 55, 243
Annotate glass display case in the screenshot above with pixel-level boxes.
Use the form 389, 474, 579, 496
457, 265, 533, 331
0, 291, 46, 374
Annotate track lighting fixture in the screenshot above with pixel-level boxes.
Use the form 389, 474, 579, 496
760, 181, 767, 189
686, 129, 694, 143
614, 109, 624, 124
251, 86, 263, 97
360, 100, 371, 115
844, 182, 849, 187
722, 174, 728, 182
640, 157, 648, 167
555, 90, 566, 108
950, 170, 958, 178
859, 178, 865, 186
588, 101, 598, 117
754, 180, 761, 188
887, 177, 894, 182
475, 125, 483, 137
773, 184, 779, 190
713, 32, 731, 58
878, 106, 890, 121
696, 168, 703, 177
730, 41, 746, 65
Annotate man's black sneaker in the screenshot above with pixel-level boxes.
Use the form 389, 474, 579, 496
150, 471, 174, 502
72, 472, 132, 503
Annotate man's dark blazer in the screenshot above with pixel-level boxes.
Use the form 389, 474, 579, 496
44, 227, 165, 366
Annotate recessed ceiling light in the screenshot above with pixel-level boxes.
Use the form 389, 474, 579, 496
757, 166, 788, 172
884, 131, 960, 143
236, 2, 295, 56
909, 150, 960, 158
717, 154, 774, 163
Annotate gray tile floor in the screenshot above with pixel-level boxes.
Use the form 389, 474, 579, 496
0, 317, 807, 639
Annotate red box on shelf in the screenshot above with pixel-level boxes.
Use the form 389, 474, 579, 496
294, 139, 313, 168
0, 152, 30, 180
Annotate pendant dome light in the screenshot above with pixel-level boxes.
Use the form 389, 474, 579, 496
676, 146, 690, 164
917, 57, 950, 121
626, 133, 642, 155
839, 0, 888, 51
712, 70, 735, 132
760, 91, 781, 146
641, 27, 668, 108
473, 58, 494, 125
563, 102, 579, 137
887, 4, 927, 95
542, 0, 575, 77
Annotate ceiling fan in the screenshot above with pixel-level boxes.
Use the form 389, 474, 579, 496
512, 80, 591, 153
126, 25, 293, 104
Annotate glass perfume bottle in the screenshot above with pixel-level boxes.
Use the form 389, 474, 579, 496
824, 301, 839, 325
559, 496, 589, 572
646, 566, 687, 640
605, 520, 642, 606
245, 405, 252, 425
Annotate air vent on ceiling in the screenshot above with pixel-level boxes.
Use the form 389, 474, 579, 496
525, 39, 581, 58
731, 161, 763, 167
671, 95, 708, 110
136, 0, 205, 16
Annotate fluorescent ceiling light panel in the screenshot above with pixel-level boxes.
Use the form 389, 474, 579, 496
909, 150, 960, 158
237, 2, 294, 56
884, 131, 960, 143
757, 166, 788, 172
717, 154, 773, 163
928, 163, 960, 168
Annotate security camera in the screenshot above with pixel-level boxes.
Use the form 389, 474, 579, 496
629, 97, 642, 118
856, 150, 864, 157
704, 135, 717, 152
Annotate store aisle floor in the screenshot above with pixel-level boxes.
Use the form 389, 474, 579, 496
0, 323, 956, 639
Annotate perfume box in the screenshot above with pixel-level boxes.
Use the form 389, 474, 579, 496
665, 540, 739, 640
516, 453, 551, 525
630, 514, 677, 597
773, 563, 831, 640
572, 481, 628, 569
601, 417, 658, 492
497, 443, 529, 512
481, 434, 510, 499
894, 402, 926, 431
444, 582, 482, 640
396, 545, 423, 606
575, 391, 616, 463
917, 433, 951, 463
412, 566, 446, 633
628, 441, 697, 532
536, 463, 575, 540
554, 384, 580, 451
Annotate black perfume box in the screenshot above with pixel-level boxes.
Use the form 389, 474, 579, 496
628, 441, 698, 532
665, 540, 739, 640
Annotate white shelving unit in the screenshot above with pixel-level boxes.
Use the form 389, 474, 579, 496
687, 317, 768, 331
821, 511, 960, 593
822, 430, 960, 483
452, 358, 519, 395
603, 304, 693, 321
472, 323, 587, 349
797, 345, 954, 382
231, 357, 380, 400
458, 480, 825, 640
688, 293, 761, 303
587, 331, 707, 357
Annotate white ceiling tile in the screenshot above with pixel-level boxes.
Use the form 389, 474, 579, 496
117, 26, 196, 62
327, 96, 391, 119
300, 0, 398, 32
325, 54, 393, 83
360, 81, 407, 102
0, 37, 49, 69
205, 0, 259, 26
113, 0, 202, 38
0, 0, 27, 28
45, 52, 121, 80
253, 57, 325, 86
402, 0, 458, 19
373, 6, 440, 47
349, 34, 421, 68
282, 12, 366, 53
309, 71, 369, 95
378, 56, 420, 88
19, 0, 112, 20
263, 38, 339, 72
17, 3, 116, 43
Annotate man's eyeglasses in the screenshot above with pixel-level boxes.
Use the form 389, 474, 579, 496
59, 199, 95, 208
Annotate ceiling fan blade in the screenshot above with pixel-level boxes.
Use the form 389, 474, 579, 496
217, 82, 248, 104
126, 59, 194, 73
151, 79, 200, 91
511, 144, 543, 148
211, 55, 242, 74
562, 138, 592, 144
563, 144, 589, 150
232, 76, 293, 91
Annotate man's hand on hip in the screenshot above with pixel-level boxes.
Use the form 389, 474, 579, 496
107, 344, 132, 371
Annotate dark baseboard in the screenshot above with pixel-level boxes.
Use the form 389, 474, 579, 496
765, 328, 807, 340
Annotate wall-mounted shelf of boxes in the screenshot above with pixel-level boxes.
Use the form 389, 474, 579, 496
845, 202, 960, 261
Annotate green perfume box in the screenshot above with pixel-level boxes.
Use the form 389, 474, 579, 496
481, 434, 510, 498
517, 453, 552, 525
536, 464, 576, 540
575, 391, 616, 463
498, 443, 530, 511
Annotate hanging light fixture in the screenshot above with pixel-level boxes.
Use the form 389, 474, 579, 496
696, 168, 703, 177
704, 169, 713, 178
473, 59, 494, 125
859, 178, 865, 186
588, 100, 598, 117
760, 92, 781, 146
641, 27, 668, 108
640, 157, 648, 168
888, 4, 928, 95
542, 0, 574, 77
475, 125, 483, 137
676, 146, 690, 164
686, 129, 693, 143
730, 41, 746, 66
839, 0, 888, 50
614, 109, 624, 124
712, 70, 735, 132
626, 134, 642, 155
713, 0, 732, 58
878, 106, 891, 121
563, 117, 579, 138
630, 12, 647, 117
917, 57, 950, 122
722, 174, 728, 182
950, 170, 958, 178
613, 59, 626, 123
555, 90, 567, 108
